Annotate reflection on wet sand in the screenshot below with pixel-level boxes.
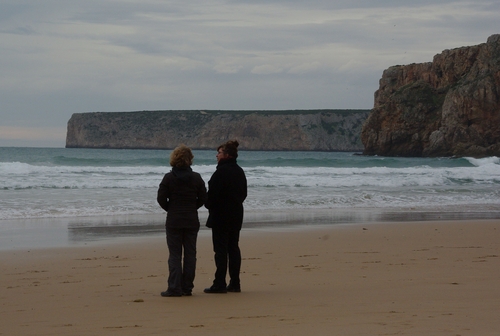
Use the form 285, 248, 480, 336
3, 209, 500, 251
67, 209, 500, 242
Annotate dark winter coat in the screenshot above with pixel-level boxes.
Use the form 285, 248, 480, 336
157, 166, 207, 229
205, 158, 247, 231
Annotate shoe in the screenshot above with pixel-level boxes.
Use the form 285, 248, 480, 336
226, 285, 241, 293
182, 291, 192, 296
203, 287, 227, 294
161, 290, 182, 297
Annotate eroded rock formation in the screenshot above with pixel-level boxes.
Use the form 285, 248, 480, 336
66, 110, 369, 151
361, 34, 500, 157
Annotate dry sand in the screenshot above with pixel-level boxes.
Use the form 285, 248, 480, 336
1, 219, 499, 335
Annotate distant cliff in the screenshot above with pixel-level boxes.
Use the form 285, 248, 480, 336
66, 110, 370, 151
361, 34, 500, 157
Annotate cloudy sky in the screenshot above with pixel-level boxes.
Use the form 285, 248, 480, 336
1, 0, 498, 147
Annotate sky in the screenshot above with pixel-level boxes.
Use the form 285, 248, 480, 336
0, 0, 498, 147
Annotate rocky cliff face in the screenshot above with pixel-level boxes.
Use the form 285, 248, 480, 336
361, 34, 500, 157
66, 110, 369, 151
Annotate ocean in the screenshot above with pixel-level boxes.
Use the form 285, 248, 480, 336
1, 147, 500, 249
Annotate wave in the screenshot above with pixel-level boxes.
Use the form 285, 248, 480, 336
52, 155, 170, 167
2, 184, 499, 220
2, 148, 500, 220
1, 160, 499, 191
465, 156, 500, 166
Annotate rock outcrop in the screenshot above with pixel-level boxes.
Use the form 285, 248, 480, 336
66, 110, 369, 151
361, 34, 500, 157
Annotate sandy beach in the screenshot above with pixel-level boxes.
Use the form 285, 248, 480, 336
1, 219, 499, 335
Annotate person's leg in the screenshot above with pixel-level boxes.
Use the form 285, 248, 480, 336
164, 228, 183, 296
210, 228, 229, 290
181, 228, 198, 295
227, 230, 241, 291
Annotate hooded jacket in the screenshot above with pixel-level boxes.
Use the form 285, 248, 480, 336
157, 166, 207, 229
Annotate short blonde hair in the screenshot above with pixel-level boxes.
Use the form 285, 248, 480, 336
170, 145, 194, 167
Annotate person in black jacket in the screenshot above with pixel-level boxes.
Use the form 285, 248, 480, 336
157, 145, 207, 297
204, 140, 247, 293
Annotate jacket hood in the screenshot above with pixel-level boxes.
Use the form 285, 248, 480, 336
172, 166, 193, 182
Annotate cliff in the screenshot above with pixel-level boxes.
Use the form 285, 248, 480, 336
66, 109, 370, 151
361, 34, 500, 157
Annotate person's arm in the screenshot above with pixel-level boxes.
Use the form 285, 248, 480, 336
196, 174, 207, 209
157, 175, 170, 212
205, 169, 224, 210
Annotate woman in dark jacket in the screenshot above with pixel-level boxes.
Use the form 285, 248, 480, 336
157, 145, 207, 297
204, 140, 247, 293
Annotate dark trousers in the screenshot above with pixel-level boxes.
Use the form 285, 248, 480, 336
211, 228, 241, 289
166, 227, 198, 295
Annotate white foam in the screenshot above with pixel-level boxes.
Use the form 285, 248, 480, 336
1, 158, 500, 220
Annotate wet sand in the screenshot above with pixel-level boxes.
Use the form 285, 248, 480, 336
3, 208, 500, 251
1, 219, 499, 335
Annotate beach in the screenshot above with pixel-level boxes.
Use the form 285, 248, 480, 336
2, 219, 499, 335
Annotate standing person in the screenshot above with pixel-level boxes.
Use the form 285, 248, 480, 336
157, 145, 207, 297
204, 140, 247, 294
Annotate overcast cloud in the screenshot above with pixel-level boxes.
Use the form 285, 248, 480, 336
0, 0, 498, 147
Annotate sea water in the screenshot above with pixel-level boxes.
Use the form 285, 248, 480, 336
1, 147, 500, 249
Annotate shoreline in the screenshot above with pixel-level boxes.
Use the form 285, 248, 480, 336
1, 219, 499, 335
2, 207, 500, 251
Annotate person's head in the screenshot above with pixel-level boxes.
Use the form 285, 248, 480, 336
170, 145, 194, 168
216, 140, 239, 162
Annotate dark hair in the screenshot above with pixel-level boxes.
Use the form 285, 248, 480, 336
170, 145, 194, 167
218, 140, 239, 158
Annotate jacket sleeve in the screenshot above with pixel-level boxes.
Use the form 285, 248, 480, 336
205, 169, 224, 210
196, 174, 207, 209
157, 175, 170, 212
240, 171, 248, 203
